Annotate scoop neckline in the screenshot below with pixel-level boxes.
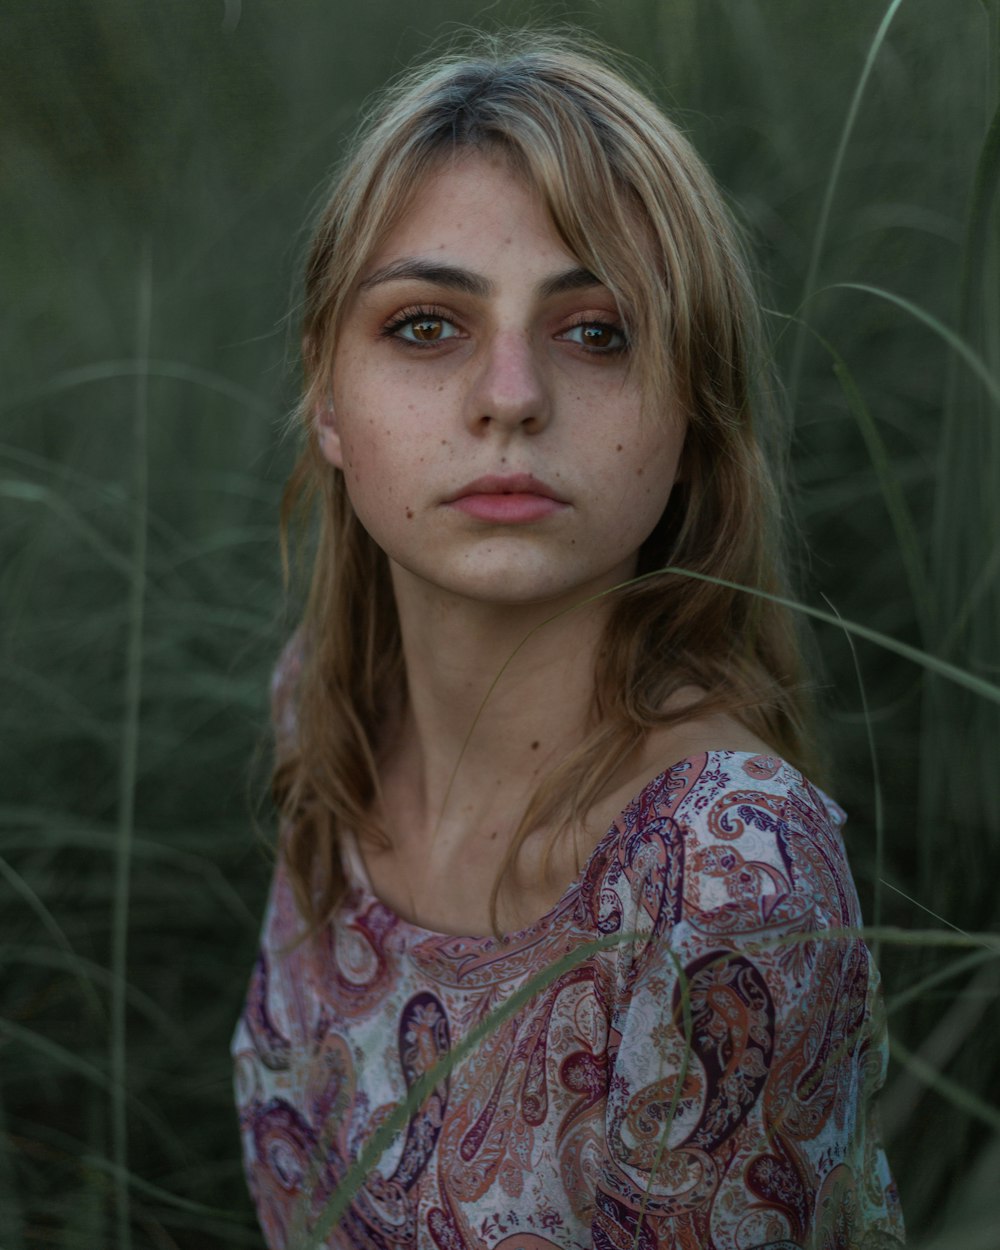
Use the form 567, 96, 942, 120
339, 750, 818, 946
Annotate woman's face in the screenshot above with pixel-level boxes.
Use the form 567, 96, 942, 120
320, 151, 685, 611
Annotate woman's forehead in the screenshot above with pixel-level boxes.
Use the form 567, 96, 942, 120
357, 151, 589, 285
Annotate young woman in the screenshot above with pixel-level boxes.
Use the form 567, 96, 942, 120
232, 35, 905, 1249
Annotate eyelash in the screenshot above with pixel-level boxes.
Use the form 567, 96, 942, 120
560, 316, 629, 355
379, 306, 629, 355
379, 304, 457, 345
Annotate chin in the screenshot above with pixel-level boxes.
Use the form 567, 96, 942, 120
398, 555, 618, 613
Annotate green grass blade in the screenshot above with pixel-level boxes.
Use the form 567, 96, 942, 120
787, 0, 907, 407
81, 1154, 256, 1223
822, 594, 885, 956
0, 946, 184, 1046
0, 1081, 24, 1250
766, 307, 932, 634
1, 359, 275, 420
958, 95, 1000, 329
111, 252, 153, 1250
828, 281, 1000, 405
0, 855, 104, 1023
830, 361, 932, 639
0, 481, 133, 577
887, 948, 999, 1014
889, 1035, 1000, 1132
296, 931, 629, 1247
654, 566, 1000, 705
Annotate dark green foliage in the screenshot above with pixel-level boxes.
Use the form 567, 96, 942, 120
2, 1, 998, 1245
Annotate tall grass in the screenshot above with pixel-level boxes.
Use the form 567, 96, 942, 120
2, 0, 998, 1245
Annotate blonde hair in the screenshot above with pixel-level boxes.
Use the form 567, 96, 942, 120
276, 31, 817, 934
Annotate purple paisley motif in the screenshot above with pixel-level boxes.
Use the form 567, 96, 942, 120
677, 948, 775, 1153
521, 1010, 550, 1127
461, 1045, 515, 1158
592, 1187, 658, 1250
557, 1049, 606, 1143
746, 1132, 813, 1240
324, 904, 397, 1012
244, 956, 291, 1071
427, 1187, 472, 1250
252, 1098, 316, 1191
619, 815, 685, 993
393, 992, 451, 1189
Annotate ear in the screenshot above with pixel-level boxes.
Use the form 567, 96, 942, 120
316, 397, 344, 469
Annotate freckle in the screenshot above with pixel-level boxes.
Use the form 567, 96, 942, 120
440, 439, 447, 445
637, 467, 644, 476
531, 740, 540, 751
500, 456, 507, 465
405, 508, 414, 519
616, 444, 622, 452
490, 830, 498, 840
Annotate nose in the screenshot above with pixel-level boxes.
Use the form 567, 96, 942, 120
465, 329, 551, 436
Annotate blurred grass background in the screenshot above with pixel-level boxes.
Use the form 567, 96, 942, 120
2, 0, 999, 1246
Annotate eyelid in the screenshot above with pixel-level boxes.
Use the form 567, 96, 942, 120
556, 315, 629, 353
379, 304, 465, 344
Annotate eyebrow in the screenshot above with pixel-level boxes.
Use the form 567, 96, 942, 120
357, 258, 604, 300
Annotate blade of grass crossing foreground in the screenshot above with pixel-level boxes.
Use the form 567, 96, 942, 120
294, 933, 628, 1248
111, 250, 152, 1250
786, 0, 907, 411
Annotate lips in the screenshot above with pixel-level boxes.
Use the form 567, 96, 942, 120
446, 474, 567, 504
445, 474, 568, 524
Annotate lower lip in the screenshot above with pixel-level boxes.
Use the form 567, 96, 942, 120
449, 493, 565, 523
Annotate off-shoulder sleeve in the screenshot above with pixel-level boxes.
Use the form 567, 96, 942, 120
593, 755, 905, 1250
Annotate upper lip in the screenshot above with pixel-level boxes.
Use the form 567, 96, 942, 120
446, 473, 567, 503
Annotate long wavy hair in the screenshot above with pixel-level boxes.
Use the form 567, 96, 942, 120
276, 32, 818, 935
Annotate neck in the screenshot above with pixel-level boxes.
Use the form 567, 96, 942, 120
380, 567, 614, 853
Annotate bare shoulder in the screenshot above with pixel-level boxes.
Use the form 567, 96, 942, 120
639, 684, 776, 773
583, 688, 777, 840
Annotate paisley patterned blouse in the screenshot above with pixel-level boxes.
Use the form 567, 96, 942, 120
233, 752, 905, 1249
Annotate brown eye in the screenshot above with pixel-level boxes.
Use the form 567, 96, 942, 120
561, 321, 628, 353
411, 317, 444, 341
582, 325, 614, 348
388, 312, 461, 345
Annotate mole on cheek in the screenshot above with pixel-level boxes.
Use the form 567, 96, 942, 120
616, 444, 623, 452
405, 508, 414, 519
637, 467, 644, 476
